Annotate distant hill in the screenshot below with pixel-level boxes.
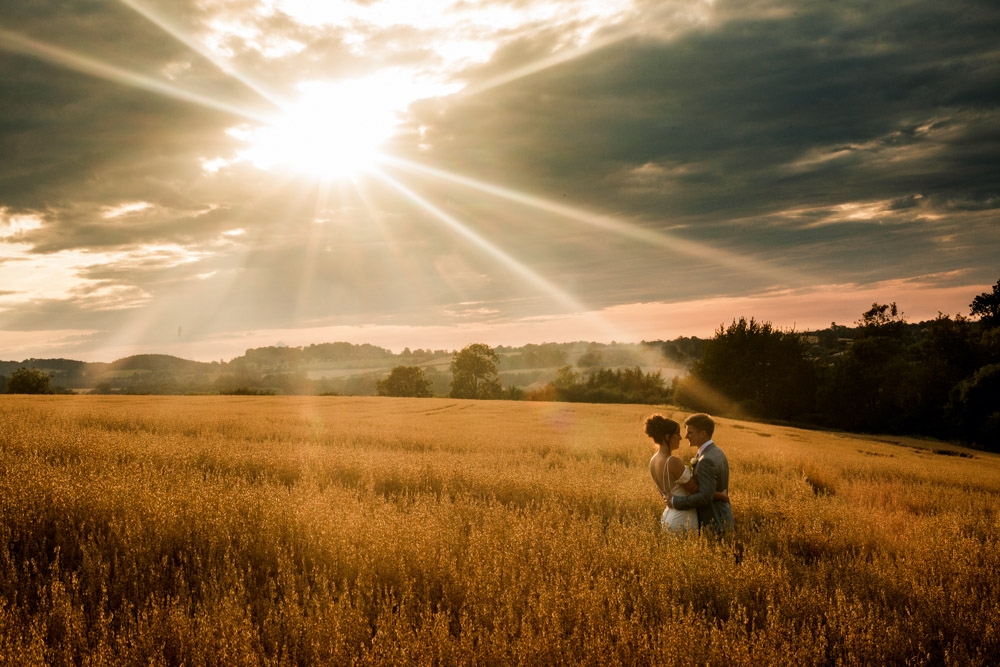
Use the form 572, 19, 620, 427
0, 358, 89, 376
0, 358, 97, 389
106, 354, 217, 374
0, 354, 220, 391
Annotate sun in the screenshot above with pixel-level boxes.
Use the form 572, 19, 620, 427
232, 76, 404, 180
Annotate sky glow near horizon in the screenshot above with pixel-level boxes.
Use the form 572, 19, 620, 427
0, 0, 998, 362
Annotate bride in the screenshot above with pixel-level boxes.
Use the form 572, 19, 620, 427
645, 414, 728, 532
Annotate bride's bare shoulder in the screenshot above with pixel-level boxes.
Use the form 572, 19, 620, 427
666, 455, 687, 477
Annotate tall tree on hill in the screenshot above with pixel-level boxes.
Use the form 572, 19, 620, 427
857, 301, 905, 332
970, 279, 1000, 329
450, 343, 502, 399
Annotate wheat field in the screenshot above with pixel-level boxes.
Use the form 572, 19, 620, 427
0, 395, 997, 665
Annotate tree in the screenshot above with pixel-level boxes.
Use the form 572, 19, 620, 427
901, 314, 984, 437
548, 366, 671, 404
915, 314, 981, 376
949, 363, 1000, 449
682, 317, 817, 419
819, 303, 923, 433
857, 302, 907, 338
449, 343, 501, 399
7, 367, 53, 394
553, 366, 579, 394
970, 279, 1000, 328
376, 366, 433, 397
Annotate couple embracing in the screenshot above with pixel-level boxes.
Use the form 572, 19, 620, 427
646, 413, 734, 534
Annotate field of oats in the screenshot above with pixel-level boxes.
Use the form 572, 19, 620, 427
0, 395, 998, 666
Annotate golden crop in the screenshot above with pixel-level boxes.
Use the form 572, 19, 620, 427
0, 395, 997, 665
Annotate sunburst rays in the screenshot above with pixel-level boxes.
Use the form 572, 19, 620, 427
118, 0, 284, 108
0, 27, 265, 122
1, 3, 805, 347
376, 155, 810, 287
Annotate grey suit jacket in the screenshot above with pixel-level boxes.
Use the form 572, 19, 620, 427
671, 442, 734, 533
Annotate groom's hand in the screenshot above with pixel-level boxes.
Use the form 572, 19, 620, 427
666, 495, 674, 509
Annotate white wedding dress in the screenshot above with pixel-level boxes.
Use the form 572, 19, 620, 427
661, 464, 699, 533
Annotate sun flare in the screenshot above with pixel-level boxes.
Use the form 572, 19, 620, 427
231, 76, 406, 180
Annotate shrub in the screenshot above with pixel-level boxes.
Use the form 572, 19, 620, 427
7, 367, 53, 394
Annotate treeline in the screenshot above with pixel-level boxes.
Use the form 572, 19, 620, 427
231, 342, 449, 372
0, 340, 682, 396
525, 366, 671, 405
375, 343, 672, 405
674, 280, 1000, 450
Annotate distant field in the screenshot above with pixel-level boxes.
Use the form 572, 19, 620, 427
1, 395, 997, 665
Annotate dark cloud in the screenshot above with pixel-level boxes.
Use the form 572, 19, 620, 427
403, 0, 999, 297
420, 2, 1000, 214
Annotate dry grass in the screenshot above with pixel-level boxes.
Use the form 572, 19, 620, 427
0, 395, 998, 665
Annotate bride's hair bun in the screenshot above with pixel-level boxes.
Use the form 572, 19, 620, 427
644, 414, 679, 442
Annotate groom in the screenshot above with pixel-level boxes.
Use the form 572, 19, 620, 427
666, 413, 734, 534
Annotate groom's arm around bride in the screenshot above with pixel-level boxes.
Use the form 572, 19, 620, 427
667, 413, 735, 534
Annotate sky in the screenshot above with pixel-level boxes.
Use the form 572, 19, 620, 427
1, 0, 998, 363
